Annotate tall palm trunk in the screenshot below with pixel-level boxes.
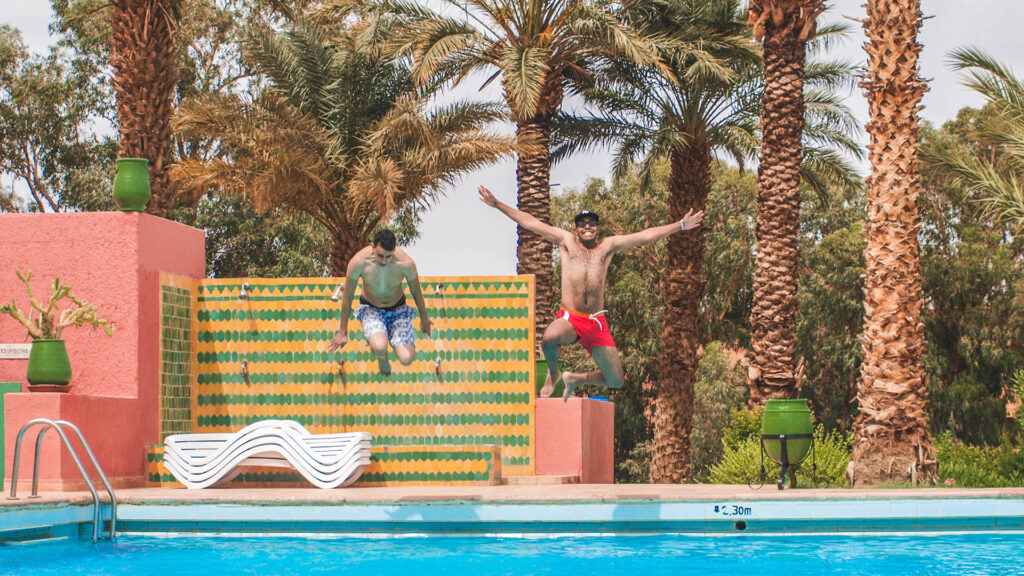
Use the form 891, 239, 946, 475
746, 0, 822, 402
329, 227, 368, 276
650, 139, 710, 483
111, 0, 179, 218
515, 119, 555, 351
848, 0, 937, 486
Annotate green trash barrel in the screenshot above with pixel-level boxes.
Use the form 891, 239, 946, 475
761, 398, 813, 465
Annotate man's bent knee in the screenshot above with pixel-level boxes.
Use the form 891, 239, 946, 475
395, 347, 415, 365
369, 337, 389, 356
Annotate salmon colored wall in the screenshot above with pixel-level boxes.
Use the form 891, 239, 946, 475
535, 398, 614, 483
1, 212, 205, 490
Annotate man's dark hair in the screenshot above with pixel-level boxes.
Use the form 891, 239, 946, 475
373, 229, 397, 251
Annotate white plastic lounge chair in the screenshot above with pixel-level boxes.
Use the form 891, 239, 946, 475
163, 420, 372, 489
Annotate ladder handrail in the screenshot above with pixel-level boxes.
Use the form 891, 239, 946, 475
7, 418, 117, 542
54, 420, 118, 538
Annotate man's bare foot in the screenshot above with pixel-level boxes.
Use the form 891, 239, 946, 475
562, 371, 581, 402
540, 371, 558, 398
377, 356, 392, 377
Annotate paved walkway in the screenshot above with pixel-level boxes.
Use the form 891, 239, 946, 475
5, 484, 1023, 507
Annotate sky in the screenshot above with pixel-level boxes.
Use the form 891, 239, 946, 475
4, 0, 1023, 276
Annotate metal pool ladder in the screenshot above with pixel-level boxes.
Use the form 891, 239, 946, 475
7, 418, 118, 542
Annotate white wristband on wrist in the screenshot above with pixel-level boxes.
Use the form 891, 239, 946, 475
680, 220, 685, 231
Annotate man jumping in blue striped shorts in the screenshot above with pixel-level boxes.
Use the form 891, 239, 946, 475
328, 229, 432, 376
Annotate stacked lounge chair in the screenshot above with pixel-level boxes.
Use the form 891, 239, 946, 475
163, 419, 371, 489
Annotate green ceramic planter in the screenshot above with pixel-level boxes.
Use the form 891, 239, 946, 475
112, 157, 151, 212
26, 339, 72, 387
761, 398, 813, 465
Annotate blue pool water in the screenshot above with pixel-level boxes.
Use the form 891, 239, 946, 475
2, 533, 1022, 576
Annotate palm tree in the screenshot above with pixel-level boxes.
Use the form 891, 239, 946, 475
847, 0, 937, 486
111, 0, 181, 217
556, 0, 860, 481
745, 0, 824, 401
171, 16, 514, 273
365, 0, 665, 343
928, 48, 1024, 229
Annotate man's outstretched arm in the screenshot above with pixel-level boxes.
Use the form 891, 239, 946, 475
327, 260, 362, 351
478, 185, 570, 244
608, 209, 704, 254
404, 260, 433, 335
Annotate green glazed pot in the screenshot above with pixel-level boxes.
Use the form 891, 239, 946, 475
761, 398, 813, 465
112, 157, 151, 212
26, 339, 72, 387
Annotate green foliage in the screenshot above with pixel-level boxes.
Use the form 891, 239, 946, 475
702, 166, 756, 346
934, 432, 1023, 488
616, 441, 651, 484
933, 48, 1024, 229
708, 416, 850, 488
722, 406, 762, 450
919, 111, 1024, 445
796, 185, 866, 431
0, 25, 115, 212
184, 195, 330, 278
1013, 369, 1024, 439
690, 342, 748, 480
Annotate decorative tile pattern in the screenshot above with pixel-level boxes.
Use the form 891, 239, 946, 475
159, 274, 196, 440
144, 445, 178, 487
359, 445, 501, 486
187, 276, 535, 484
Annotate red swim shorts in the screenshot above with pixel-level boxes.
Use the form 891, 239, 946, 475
557, 308, 617, 353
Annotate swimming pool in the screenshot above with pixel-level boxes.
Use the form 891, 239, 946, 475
3, 532, 1022, 576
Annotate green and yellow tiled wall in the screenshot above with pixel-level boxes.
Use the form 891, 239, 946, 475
156, 275, 536, 486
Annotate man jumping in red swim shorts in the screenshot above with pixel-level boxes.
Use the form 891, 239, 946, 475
478, 185, 703, 400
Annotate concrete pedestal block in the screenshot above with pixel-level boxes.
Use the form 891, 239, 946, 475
535, 397, 614, 483
0, 212, 205, 490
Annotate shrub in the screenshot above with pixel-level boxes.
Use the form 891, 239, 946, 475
722, 406, 762, 450
690, 342, 748, 480
708, 417, 851, 487
934, 432, 1023, 488
617, 441, 650, 484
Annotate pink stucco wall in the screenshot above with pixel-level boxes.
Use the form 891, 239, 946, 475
535, 398, 615, 483
1, 212, 205, 490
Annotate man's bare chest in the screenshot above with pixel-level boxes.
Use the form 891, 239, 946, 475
561, 244, 611, 275
361, 266, 404, 291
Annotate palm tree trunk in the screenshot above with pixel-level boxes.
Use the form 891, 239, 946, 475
328, 227, 367, 277
650, 140, 710, 483
746, 0, 822, 402
515, 120, 555, 352
111, 0, 179, 218
848, 0, 937, 486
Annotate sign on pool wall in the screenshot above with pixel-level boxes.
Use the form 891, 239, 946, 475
0, 344, 31, 359
713, 503, 754, 517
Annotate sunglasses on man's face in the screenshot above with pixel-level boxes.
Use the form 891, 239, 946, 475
576, 219, 599, 228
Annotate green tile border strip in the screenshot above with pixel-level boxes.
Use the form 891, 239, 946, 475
159, 280, 194, 441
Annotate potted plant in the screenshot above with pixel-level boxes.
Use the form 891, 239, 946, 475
0, 269, 114, 391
